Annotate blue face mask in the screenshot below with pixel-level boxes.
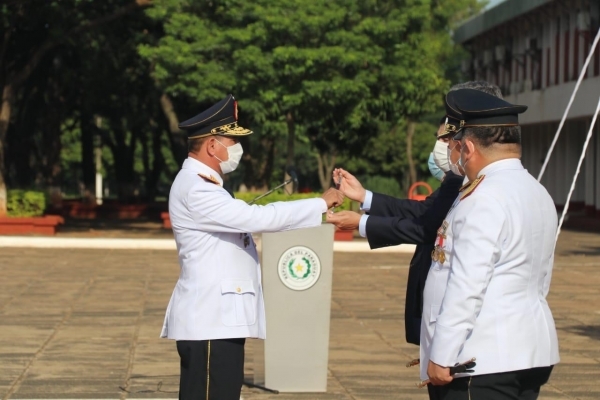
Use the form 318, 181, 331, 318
428, 153, 445, 181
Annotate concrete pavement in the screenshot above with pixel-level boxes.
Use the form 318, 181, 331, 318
0, 229, 599, 399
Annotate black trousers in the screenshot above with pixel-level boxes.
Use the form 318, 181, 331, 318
177, 338, 246, 400
427, 366, 553, 400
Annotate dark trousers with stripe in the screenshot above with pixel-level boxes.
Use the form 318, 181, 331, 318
177, 338, 246, 400
427, 366, 553, 400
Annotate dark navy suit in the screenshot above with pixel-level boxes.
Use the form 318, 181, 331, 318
364, 173, 463, 345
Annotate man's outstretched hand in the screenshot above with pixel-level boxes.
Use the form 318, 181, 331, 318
321, 188, 345, 209
326, 210, 361, 231
332, 168, 366, 203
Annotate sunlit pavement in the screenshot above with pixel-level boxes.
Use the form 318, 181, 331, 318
0, 229, 599, 399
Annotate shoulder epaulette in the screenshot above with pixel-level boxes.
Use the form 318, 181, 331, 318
198, 173, 221, 186
460, 175, 485, 200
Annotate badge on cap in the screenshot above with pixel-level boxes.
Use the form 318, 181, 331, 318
179, 95, 253, 139
443, 89, 528, 140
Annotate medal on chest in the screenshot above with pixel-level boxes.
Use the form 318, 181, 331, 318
431, 220, 449, 263
430, 177, 486, 265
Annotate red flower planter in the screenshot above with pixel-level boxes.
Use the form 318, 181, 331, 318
0, 215, 65, 235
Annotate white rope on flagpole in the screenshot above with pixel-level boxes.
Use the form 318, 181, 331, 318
555, 96, 600, 241
538, 27, 600, 182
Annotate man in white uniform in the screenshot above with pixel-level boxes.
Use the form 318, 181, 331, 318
422, 89, 559, 400
161, 94, 344, 400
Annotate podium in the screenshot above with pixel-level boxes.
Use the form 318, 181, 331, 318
253, 223, 334, 392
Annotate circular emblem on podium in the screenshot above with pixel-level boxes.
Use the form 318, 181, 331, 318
277, 246, 321, 291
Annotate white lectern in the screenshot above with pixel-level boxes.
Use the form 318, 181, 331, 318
253, 223, 334, 392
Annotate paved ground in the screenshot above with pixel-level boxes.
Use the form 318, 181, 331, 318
0, 229, 599, 400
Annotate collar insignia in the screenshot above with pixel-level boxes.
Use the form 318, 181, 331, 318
198, 173, 221, 186
459, 175, 485, 200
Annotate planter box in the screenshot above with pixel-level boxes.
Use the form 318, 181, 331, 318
99, 204, 149, 219
334, 229, 354, 241
161, 212, 172, 229
56, 200, 167, 220
0, 215, 65, 236
64, 203, 97, 219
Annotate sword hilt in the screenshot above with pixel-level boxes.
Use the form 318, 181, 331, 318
406, 358, 420, 368
415, 357, 477, 389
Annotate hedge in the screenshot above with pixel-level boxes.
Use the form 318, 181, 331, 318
7, 190, 47, 217
234, 191, 359, 212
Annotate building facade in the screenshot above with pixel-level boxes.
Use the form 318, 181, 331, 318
454, 0, 600, 219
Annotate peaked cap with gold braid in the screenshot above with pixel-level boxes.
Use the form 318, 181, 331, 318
442, 89, 528, 140
179, 94, 253, 139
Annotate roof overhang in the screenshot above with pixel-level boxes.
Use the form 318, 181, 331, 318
453, 0, 553, 44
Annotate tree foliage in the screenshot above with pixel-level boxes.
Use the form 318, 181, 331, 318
0, 0, 481, 213
0, 0, 189, 206
140, 0, 480, 192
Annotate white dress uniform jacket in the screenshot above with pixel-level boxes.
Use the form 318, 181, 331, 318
161, 158, 327, 341
420, 158, 559, 380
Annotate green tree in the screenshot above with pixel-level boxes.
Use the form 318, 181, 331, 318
140, 0, 480, 193
0, 0, 151, 214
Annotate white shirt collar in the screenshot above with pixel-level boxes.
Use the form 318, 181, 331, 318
182, 157, 224, 186
477, 158, 524, 178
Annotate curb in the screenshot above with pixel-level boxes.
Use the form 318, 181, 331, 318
0, 236, 416, 254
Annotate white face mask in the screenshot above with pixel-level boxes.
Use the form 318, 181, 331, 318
432, 140, 450, 173
448, 141, 465, 176
215, 139, 243, 174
